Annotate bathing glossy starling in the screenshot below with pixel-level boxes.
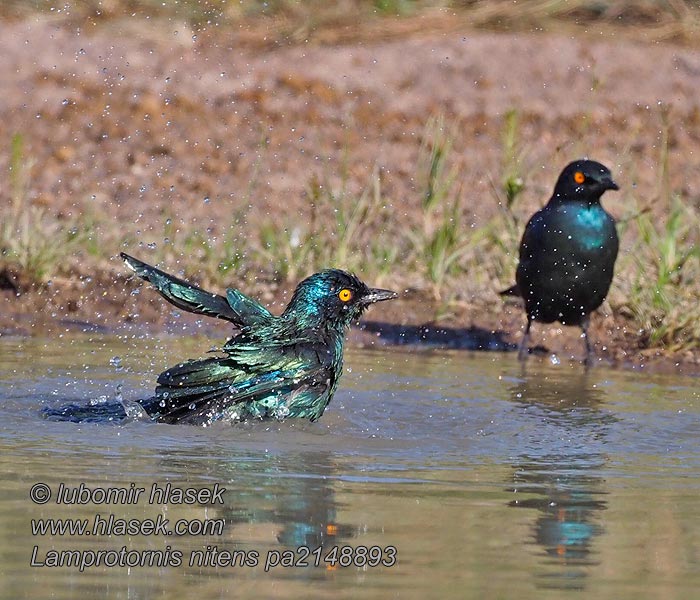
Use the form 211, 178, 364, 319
44, 254, 397, 424
501, 160, 619, 364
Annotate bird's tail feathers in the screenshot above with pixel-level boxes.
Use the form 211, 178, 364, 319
42, 400, 128, 423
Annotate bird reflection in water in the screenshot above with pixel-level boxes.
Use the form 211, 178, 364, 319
162, 447, 354, 571
506, 369, 615, 590
238, 452, 356, 550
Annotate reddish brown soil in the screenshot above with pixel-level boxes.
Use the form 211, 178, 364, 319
2, 15, 700, 372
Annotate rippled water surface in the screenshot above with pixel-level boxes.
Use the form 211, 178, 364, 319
1, 334, 699, 599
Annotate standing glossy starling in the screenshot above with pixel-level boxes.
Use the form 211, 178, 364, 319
501, 160, 619, 364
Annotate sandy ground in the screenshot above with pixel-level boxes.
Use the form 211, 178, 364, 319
2, 14, 700, 371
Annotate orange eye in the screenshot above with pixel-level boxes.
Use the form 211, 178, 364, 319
574, 171, 585, 184
338, 288, 353, 302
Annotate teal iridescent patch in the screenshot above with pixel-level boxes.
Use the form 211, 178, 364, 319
574, 206, 608, 250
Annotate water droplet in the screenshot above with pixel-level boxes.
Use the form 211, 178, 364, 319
109, 356, 122, 369
90, 395, 109, 406
123, 398, 149, 421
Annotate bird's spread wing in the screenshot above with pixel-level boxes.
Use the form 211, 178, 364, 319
145, 344, 336, 424
225, 288, 274, 326
121, 252, 271, 327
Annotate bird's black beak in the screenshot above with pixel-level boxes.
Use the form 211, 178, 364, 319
361, 288, 398, 305
602, 177, 619, 191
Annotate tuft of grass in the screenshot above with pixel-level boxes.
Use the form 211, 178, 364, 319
501, 108, 526, 211
373, 0, 419, 17
0, 134, 89, 285
619, 196, 700, 350
480, 108, 527, 288
254, 161, 391, 283
611, 106, 700, 351
257, 217, 319, 283
410, 114, 471, 302
614, 110, 700, 351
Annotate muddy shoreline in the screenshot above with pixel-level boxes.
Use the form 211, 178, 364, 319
2, 272, 696, 376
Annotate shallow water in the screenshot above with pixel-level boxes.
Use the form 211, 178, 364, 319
1, 334, 699, 599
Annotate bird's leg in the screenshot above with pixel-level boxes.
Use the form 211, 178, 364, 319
581, 316, 594, 367
518, 318, 532, 362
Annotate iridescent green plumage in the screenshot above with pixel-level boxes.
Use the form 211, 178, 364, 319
44, 255, 396, 424
120, 253, 272, 327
